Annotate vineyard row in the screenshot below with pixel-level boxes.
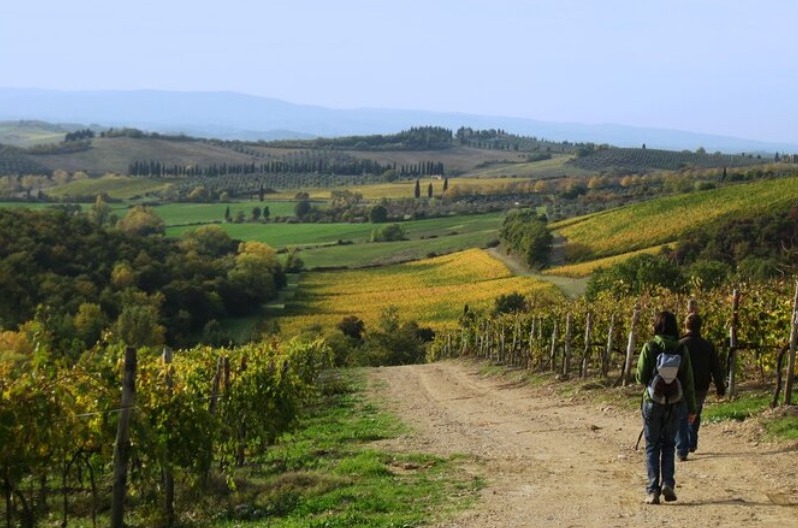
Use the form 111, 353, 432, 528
0, 338, 333, 527
429, 280, 798, 406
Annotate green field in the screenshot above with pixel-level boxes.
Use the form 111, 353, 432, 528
298, 229, 499, 268
0, 121, 69, 147
153, 200, 298, 225
46, 174, 168, 199
168, 211, 504, 269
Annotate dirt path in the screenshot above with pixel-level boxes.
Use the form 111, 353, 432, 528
368, 361, 798, 528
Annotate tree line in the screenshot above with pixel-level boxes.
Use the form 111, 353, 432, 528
127, 158, 445, 178
265, 126, 454, 150
0, 206, 287, 353
64, 128, 95, 142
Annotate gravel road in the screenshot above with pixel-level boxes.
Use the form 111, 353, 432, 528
368, 361, 798, 527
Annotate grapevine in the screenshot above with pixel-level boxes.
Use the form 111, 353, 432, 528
0, 337, 332, 525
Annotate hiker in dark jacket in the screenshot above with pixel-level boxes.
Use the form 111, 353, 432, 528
676, 312, 726, 460
636, 310, 697, 505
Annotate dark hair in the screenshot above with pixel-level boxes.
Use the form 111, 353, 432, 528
684, 312, 702, 334
653, 310, 678, 338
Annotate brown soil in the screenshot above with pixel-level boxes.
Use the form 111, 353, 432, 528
368, 360, 798, 527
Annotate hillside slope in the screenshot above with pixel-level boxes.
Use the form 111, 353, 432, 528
13, 134, 568, 178
552, 176, 798, 258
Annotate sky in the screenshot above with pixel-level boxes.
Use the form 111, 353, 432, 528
2, 0, 798, 144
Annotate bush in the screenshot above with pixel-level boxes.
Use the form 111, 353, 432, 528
493, 292, 527, 315
585, 254, 686, 300
688, 259, 731, 290
371, 223, 407, 242
366, 306, 426, 366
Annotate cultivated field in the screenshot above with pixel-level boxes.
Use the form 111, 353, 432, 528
168, 211, 504, 269
551, 176, 798, 258
544, 244, 671, 277
278, 248, 563, 336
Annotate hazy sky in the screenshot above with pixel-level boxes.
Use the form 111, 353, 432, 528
2, 0, 797, 143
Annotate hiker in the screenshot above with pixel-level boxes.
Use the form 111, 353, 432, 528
636, 310, 697, 504
676, 312, 726, 461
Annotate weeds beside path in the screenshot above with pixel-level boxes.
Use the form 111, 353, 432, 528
367, 361, 798, 528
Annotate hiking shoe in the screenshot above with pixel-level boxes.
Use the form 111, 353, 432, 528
662, 485, 677, 502
677, 453, 689, 462
645, 492, 660, 505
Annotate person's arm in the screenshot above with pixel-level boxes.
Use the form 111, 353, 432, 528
636, 342, 652, 386
679, 346, 698, 415
708, 340, 726, 396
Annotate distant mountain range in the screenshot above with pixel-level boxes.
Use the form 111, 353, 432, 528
2, 88, 796, 154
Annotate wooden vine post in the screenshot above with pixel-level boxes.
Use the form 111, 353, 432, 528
111, 347, 137, 528
209, 356, 223, 416
622, 304, 641, 386
236, 355, 248, 467
549, 319, 559, 372
581, 312, 593, 378
499, 323, 506, 364
563, 313, 572, 375
527, 320, 536, 369
727, 289, 740, 397
602, 314, 615, 378
511, 319, 520, 367
784, 281, 798, 405
162, 346, 175, 527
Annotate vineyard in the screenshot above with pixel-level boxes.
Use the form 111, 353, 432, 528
279, 249, 563, 337
0, 146, 50, 177
544, 244, 669, 278
567, 146, 771, 172
4, 120, 798, 526
0, 337, 334, 527
429, 280, 798, 410
551, 175, 798, 258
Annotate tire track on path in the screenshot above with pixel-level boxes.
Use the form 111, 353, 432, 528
368, 361, 798, 528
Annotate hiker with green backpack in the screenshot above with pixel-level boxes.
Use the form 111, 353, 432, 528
636, 310, 697, 505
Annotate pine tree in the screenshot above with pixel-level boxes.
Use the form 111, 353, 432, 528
414, 179, 421, 198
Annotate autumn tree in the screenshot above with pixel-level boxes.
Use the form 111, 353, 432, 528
228, 241, 282, 305
116, 205, 165, 236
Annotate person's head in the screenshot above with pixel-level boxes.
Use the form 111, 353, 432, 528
684, 312, 702, 335
653, 310, 678, 338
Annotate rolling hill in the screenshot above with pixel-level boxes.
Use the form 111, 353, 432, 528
3, 88, 798, 153
550, 175, 798, 259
